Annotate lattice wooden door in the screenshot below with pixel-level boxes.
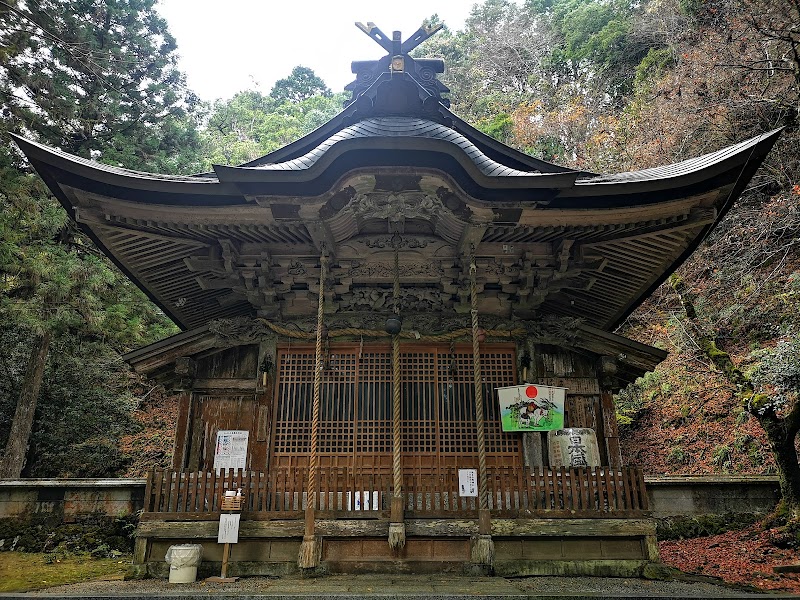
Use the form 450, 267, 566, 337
270, 344, 519, 477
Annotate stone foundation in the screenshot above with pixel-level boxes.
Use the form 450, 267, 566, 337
135, 517, 658, 578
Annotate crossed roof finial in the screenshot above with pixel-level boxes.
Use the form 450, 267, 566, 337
345, 21, 449, 109
354, 21, 443, 57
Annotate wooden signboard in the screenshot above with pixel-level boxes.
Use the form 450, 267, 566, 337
218, 514, 240, 544
213, 430, 248, 473
458, 469, 478, 497
206, 492, 244, 583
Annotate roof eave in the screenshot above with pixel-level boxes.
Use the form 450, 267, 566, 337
603, 128, 782, 329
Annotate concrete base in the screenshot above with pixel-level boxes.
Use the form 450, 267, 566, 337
135, 517, 658, 578
147, 560, 300, 579
495, 559, 650, 577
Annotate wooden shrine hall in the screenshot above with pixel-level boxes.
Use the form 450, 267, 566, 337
14, 22, 780, 578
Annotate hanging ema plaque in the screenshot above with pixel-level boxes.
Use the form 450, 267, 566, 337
496, 384, 567, 432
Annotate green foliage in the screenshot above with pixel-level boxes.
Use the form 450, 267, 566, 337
200, 89, 346, 167
712, 444, 733, 471
545, 0, 655, 97
270, 66, 331, 103
0, 0, 186, 477
525, 135, 568, 161
477, 112, 514, 142
419, 0, 670, 165
0, 552, 129, 593
0, 512, 137, 555
0, 160, 177, 477
666, 445, 688, 464
678, 0, 703, 17
634, 48, 675, 90
0, 0, 204, 173
615, 371, 660, 428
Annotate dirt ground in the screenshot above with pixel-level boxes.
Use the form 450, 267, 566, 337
661, 524, 800, 593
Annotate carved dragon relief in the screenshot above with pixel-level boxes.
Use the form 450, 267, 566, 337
337, 286, 448, 313
345, 261, 445, 279
349, 191, 440, 220
364, 236, 431, 249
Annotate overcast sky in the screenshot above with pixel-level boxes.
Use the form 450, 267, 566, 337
156, 1, 478, 103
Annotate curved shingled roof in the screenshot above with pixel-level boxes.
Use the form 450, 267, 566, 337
13, 123, 781, 209
248, 117, 535, 177
578, 130, 779, 186
10, 78, 782, 334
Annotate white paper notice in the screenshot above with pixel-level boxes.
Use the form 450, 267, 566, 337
458, 468, 478, 497
213, 430, 249, 472
218, 513, 240, 544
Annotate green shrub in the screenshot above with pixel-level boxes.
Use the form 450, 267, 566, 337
0, 512, 138, 556
656, 512, 760, 540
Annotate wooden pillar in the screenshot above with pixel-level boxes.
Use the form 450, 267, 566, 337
187, 398, 203, 471
522, 433, 544, 468
598, 356, 622, 468
258, 335, 278, 471
171, 357, 196, 470
171, 391, 193, 470
601, 391, 622, 468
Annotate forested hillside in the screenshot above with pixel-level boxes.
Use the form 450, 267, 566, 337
1, 0, 798, 485
424, 0, 800, 505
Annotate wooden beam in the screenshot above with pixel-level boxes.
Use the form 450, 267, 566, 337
582, 207, 716, 247
458, 223, 487, 257
192, 378, 258, 392
136, 517, 656, 540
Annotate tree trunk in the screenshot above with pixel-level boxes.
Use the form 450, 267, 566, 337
670, 275, 800, 517
0, 331, 51, 478
757, 411, 800, 517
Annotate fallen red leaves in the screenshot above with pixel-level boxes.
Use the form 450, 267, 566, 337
118, 386, 179, 477
660, 523, 800, 592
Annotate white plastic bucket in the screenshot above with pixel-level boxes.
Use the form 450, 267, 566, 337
168, 564, 197, 584
165, 544, 203, 583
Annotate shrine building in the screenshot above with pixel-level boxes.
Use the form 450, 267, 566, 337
14, 23, 780, 577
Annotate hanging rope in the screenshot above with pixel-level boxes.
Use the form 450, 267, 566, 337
391, 333, 402, 489
470, 255, 489, 513
470, 252, 494, 569
392, 242, 402, 500
308, 253, 327, 510
298, 252, 327, 570
389, 237, 406, 550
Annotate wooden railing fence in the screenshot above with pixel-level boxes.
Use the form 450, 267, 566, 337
142, 466, 648, 520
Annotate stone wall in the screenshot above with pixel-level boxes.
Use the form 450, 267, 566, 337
0, 475, 780, 522
645, 476, 779, 518
0, 479, 144, 521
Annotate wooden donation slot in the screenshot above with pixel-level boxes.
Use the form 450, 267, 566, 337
220, 495, 244, 512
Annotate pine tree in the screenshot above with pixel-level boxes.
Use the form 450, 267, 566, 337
0, 0, 197, 477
